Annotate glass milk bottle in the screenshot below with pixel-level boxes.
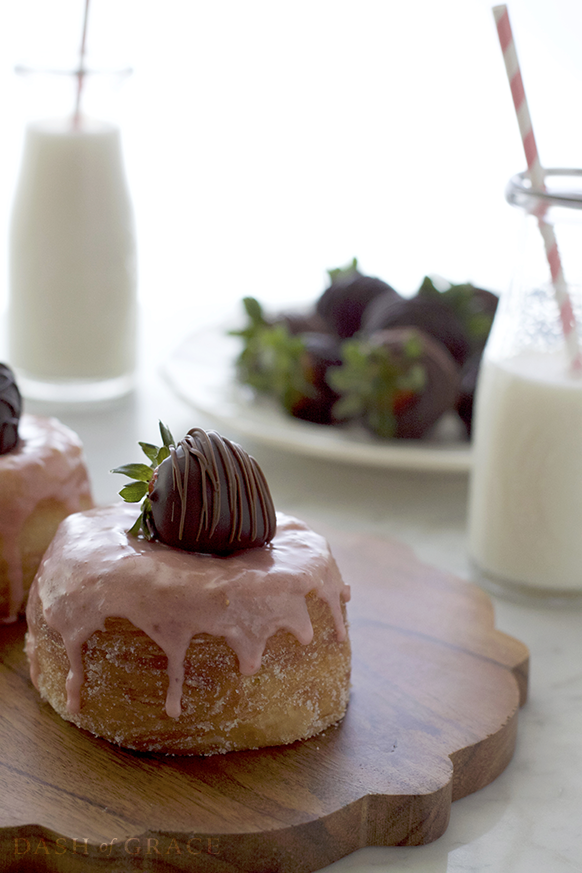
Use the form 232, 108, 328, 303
8, 68, 137, 403
468, 169, 582, 605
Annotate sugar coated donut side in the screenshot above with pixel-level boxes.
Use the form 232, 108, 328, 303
26, 507, 351, 755
0, 414, 93, 622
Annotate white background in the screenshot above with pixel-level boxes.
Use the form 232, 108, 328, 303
1, 0, 581, 338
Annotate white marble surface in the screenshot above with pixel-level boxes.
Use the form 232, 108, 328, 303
15, 308, 582, 873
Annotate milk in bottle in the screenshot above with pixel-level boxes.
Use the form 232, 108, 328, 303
8, 113, 136, 402
468, 348, 582, 595
468, 168, 582, 604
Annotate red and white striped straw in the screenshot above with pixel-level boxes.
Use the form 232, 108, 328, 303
73, 0, 91, 128
493, 4, 582, 372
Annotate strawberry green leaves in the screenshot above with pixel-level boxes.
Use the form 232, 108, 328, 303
113, 463, 154, 504
329, 335, 425, 439
111, 422, 175, 538
230, 297, 315, 414
417, 275, 497, 353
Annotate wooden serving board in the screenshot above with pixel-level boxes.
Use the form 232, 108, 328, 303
0, 527, 529, 873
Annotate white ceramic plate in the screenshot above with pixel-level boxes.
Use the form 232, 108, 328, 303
162, 325, 472, 473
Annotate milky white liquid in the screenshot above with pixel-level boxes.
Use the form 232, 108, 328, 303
468, 350, 582, 595
8, 118, 136, 398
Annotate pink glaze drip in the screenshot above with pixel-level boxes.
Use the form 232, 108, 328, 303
28, 506, 350, 719
0, 414, 93, 622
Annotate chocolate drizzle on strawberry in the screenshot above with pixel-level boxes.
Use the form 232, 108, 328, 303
0, 363, 22, 455
156, 429, 276, 553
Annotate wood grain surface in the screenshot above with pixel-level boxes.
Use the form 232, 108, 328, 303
0, 526, 529, 873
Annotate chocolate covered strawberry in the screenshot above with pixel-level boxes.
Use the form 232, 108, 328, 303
316, 258, 401, 338
362, 292, 470, 365
230, 298, 343, 424
329, 328, 460, 439
0, 363, 22, 454
113, 424, 276, 554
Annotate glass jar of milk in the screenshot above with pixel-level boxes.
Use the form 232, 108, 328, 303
468, 169, 582, 605
8, 67, 137, 403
